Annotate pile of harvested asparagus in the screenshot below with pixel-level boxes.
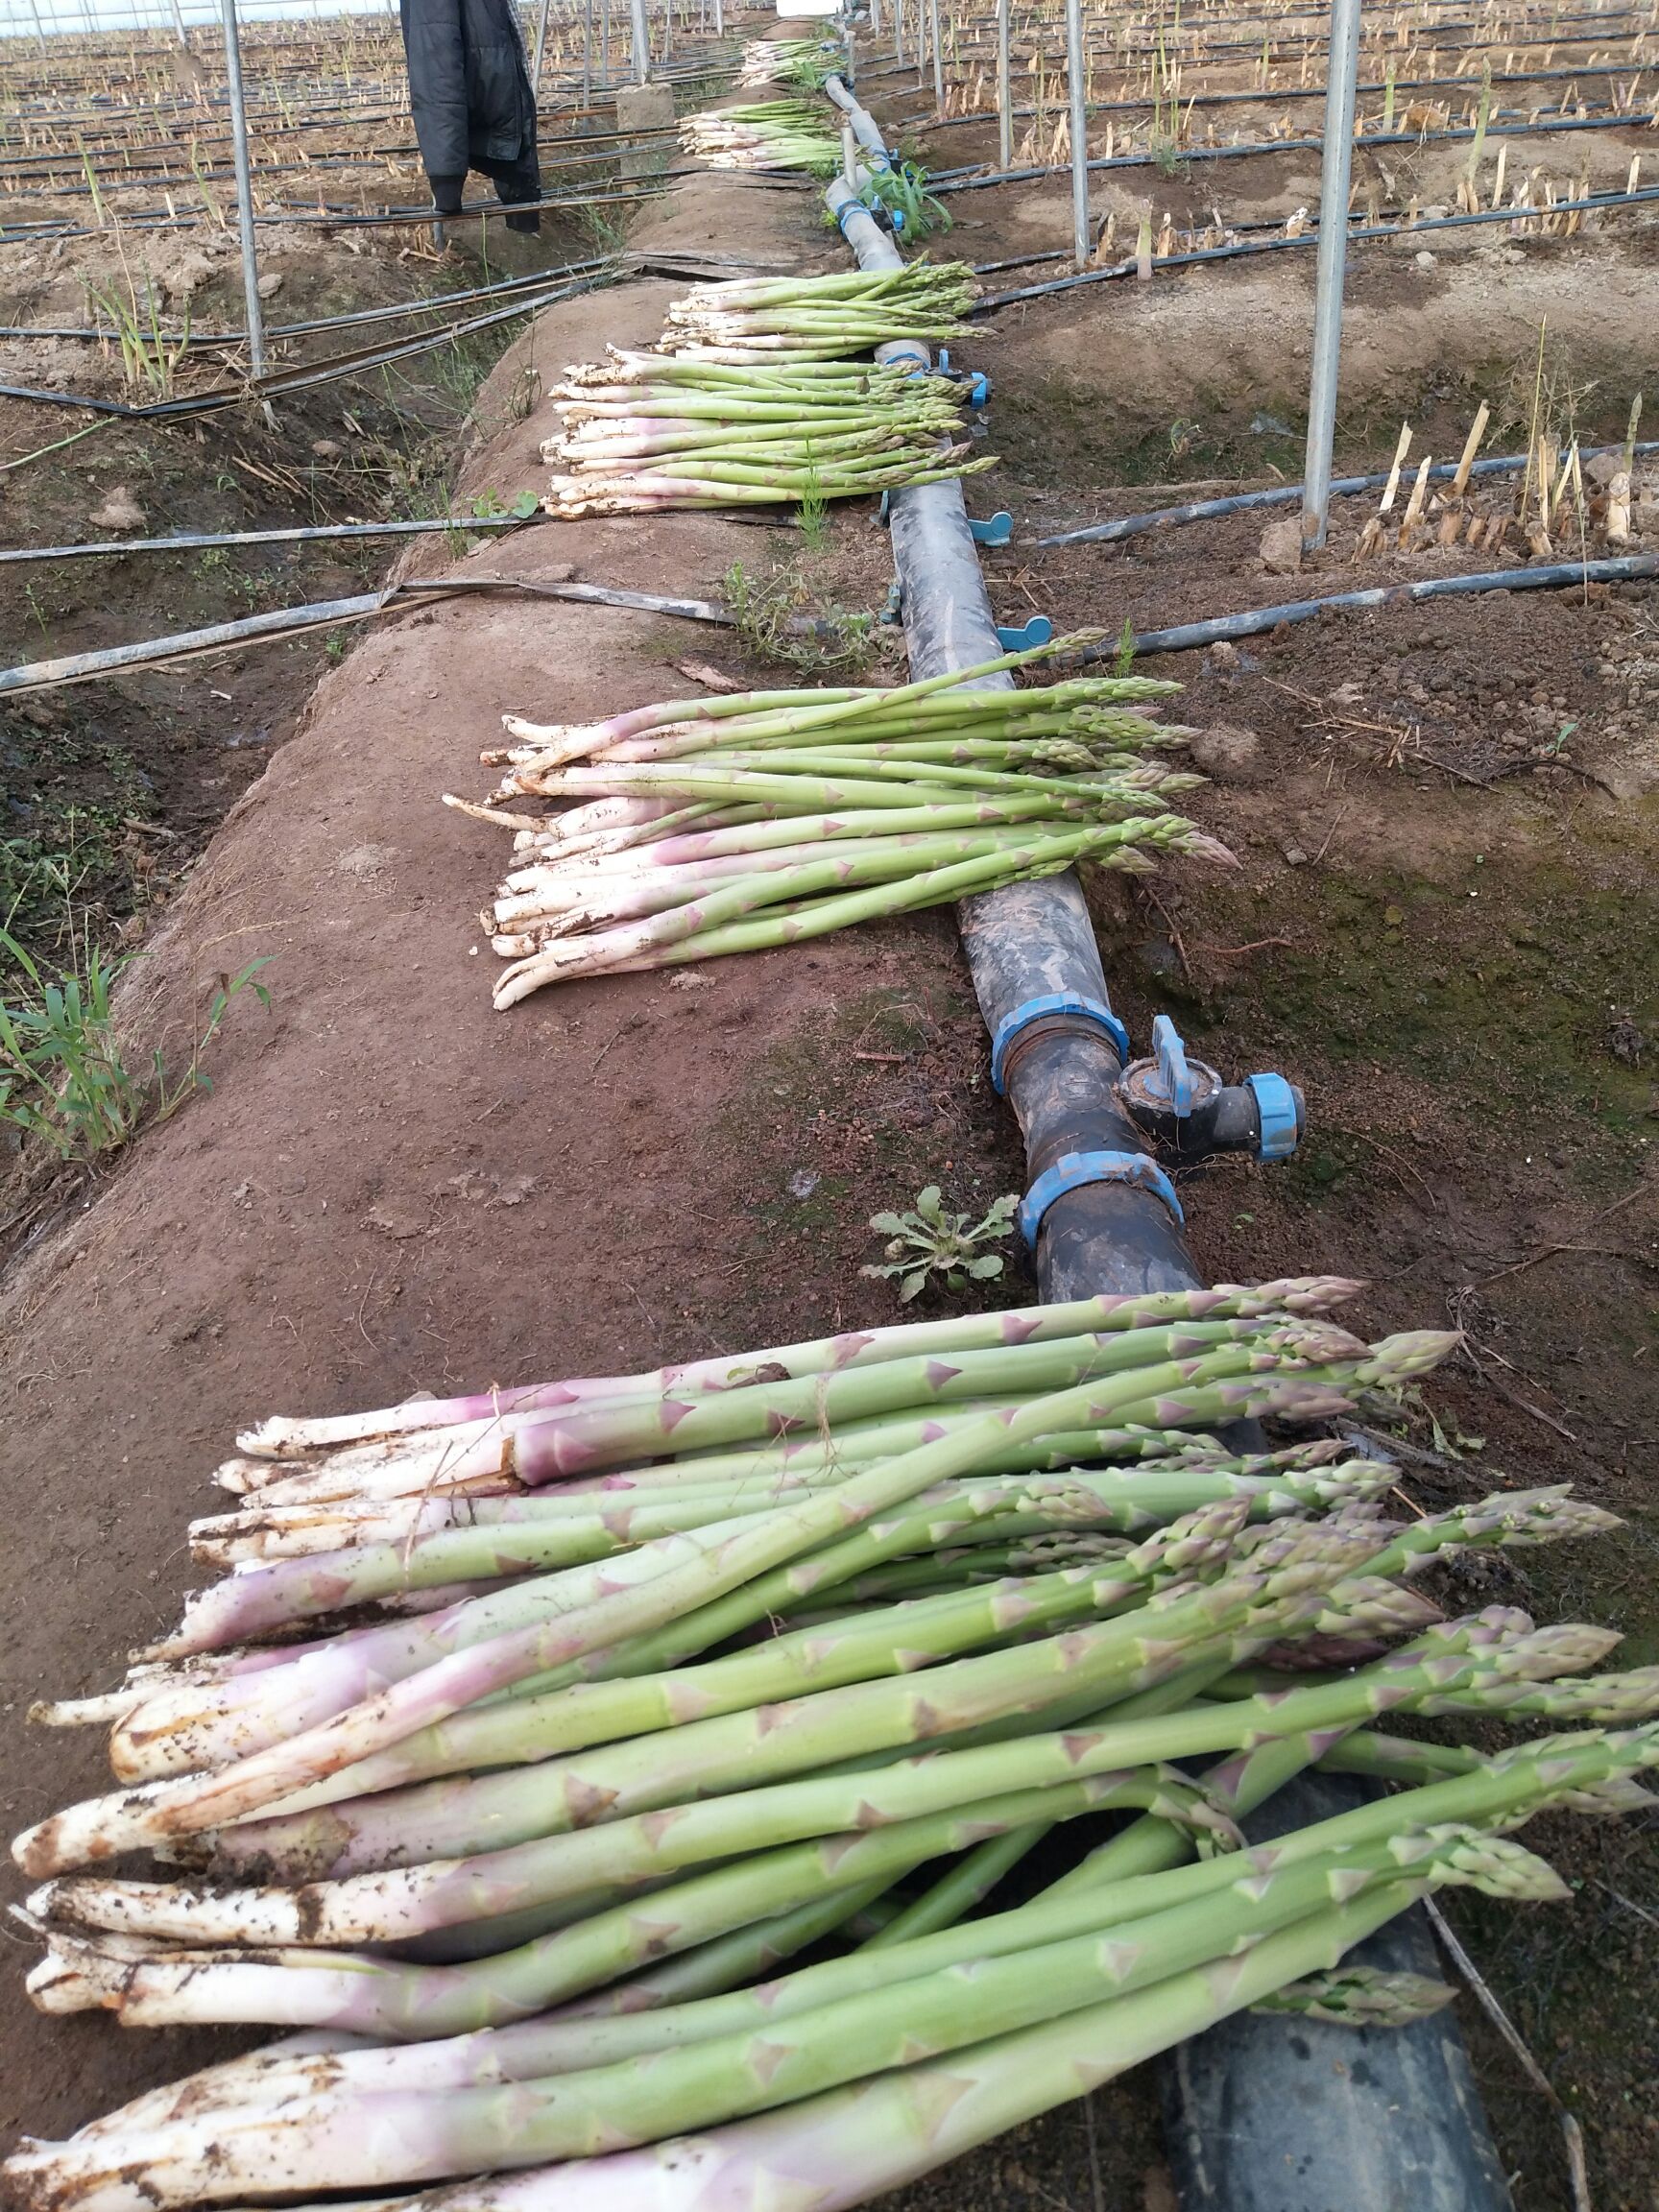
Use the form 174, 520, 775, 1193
8, 1277, 1654, 2212
736, 35, 845, 89
450, 634, 1224, 1005
681, 99, 842, 174
540, 266, 991, 516
542, 351, 989, 516
660, 263, 979, 362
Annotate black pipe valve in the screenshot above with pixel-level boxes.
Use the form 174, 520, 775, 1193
1117, 1016, 1303, 1164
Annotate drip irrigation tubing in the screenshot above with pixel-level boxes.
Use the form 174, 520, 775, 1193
0, 132, 675, 200
0, 266, 613, 419
0, 254, 618, 349
938, 10, 1658, 64
0, 574, 739, 697
972, 180, 1659, 308
0, 248, 783, 349
0, 515, 539, 566
930, 104, 1654, 193
0, 105, 708, 195
974, 169, 1647, 272
0, 178, 674, 245
1087, 552, 1659, 660
1032, 441, 1659, 546
0, 102, 699, 179
905, 60, 1659, 132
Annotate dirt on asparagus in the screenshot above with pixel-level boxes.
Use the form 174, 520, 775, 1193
2, 30, 1659, 2212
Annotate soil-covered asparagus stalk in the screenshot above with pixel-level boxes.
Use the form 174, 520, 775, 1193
188, 1434, 1369, 1569
6, 1827, 1557, 2212
188, 1489, 1617, 1881
26, 1318, 1432, 1839
16, 1329, 1441, 1876
234, 1275, 1350, 1460
660, 266, 980, 361
164, 1505, 1251, 1815
468, 645, 1227, 996
680, 102, 844, 177
24, 1673, 1647, 2083
29, 1594, 1624, 1950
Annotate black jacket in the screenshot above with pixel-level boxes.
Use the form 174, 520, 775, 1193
400, 0, 539, 183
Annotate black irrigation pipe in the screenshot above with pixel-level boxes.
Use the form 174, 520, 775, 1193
971, 169, 1636, 272
0, 253, 619, 349
0, 118, 685, 195
1035, 440, 1659, 546
973, 180, 1659, 309
932, 105, 1652, 193
0, 266, 612, 420
1087, 550, 1659, 660
941, 10, 1659, 62
0, 177, 672, 245
0, 132, 673, 200
0, 60, 724, 152
0, 573, 738, 697
905, 60, 1658, 135
0, 96, 687, 173
0, 515, 541, 566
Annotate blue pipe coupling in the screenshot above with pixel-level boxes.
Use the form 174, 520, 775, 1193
990, 991, 1130, 1094
1020, 1149, 1186, 1246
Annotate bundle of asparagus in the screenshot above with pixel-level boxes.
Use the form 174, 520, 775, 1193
448, 635, 1222, 1004
736, 36, 845, 90
541, 351, 990, 517
6, 1281, 1652, 2212
659, 264, 979, 362
681, 100, 843, 175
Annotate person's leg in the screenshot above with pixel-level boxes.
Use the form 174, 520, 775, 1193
489, 155, 542, 234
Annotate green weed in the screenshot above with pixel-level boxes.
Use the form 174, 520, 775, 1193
0, 923, 272, 1164
723, 558, 876, 675
861, 1184, 1020, 1302
796, 454, 830, 552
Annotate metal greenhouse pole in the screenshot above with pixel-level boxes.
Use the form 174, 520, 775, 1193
1300, 0, 1362, 547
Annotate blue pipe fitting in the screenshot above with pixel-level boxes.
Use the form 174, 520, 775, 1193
1149, 1013, 1194, 1116
990, 990, 1130, 1094
996, 615, 1053, 651
1245, 1070, 1302, 1161
969, 511, 1014, 546
938, 349, 991, 406
1020, 1149, 1185, 1246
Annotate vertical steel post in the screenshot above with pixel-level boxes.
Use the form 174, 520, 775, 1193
1065, 0, 1090, 267
1300, 0, 1362, 548
629, 0, 647, 79
166, 0, 191, 51
996, 0, 1012, 169
893, 0, 903, 67
867, 0, 879, 41
927, 0, 944, 111
601, 0, 611, 84
219, 0, 270, 405
713, 0, 722, 35
531, 0, 553, 99
582, 0, 592, 102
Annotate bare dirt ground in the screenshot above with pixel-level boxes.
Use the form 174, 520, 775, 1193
2, 31, 1658, 2212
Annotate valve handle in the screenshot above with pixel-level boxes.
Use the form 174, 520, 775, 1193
1151, 1014, 1195, 1118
